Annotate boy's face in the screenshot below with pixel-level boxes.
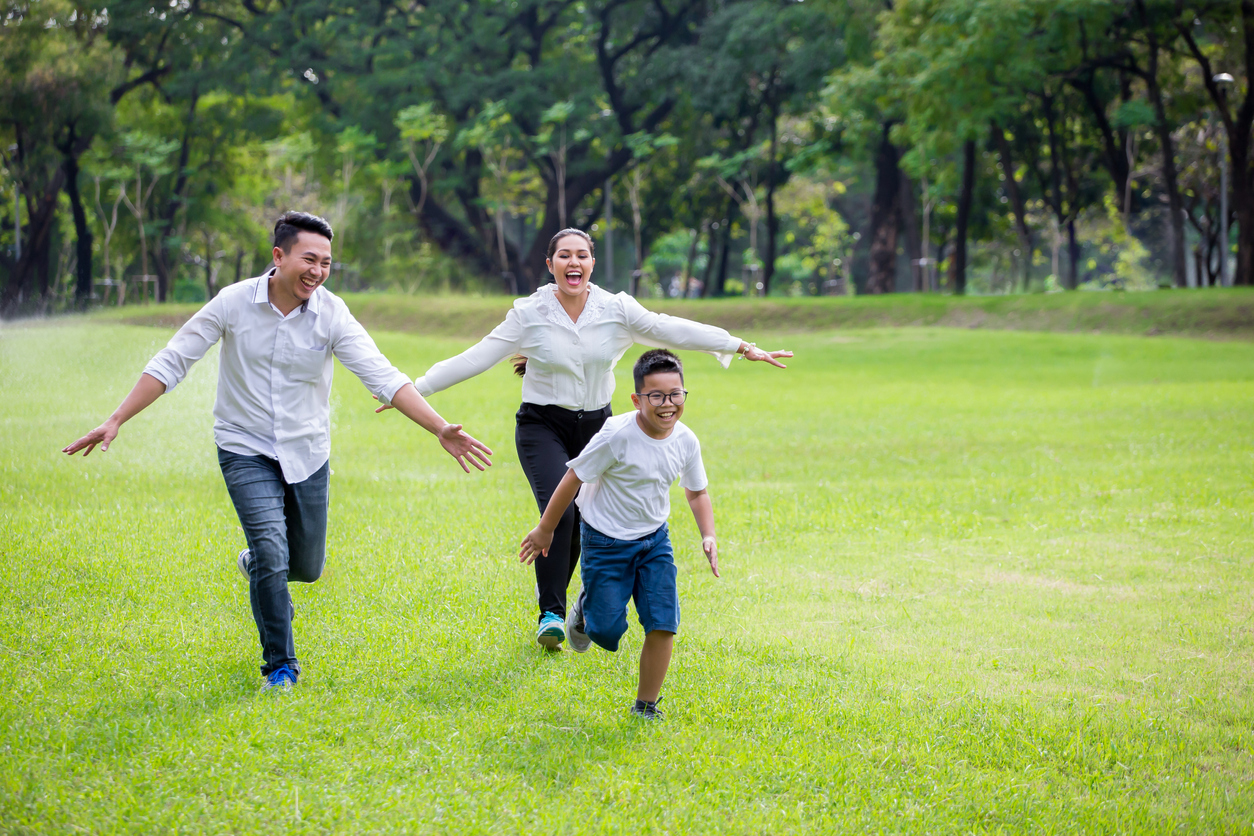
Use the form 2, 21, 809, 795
631, 371, 686, 438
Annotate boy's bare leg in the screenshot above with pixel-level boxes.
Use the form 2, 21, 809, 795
637, 630, 675, 702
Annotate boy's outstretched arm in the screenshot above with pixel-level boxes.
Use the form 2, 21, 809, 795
63, 373, 167, 457
519, 469, 583, 564
685, 487, 720, 578
387, 383, 494, 473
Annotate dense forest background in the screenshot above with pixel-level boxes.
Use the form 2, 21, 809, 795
0, 0, 1247, 315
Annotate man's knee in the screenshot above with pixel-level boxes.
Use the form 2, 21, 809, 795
287, 565, 322, 584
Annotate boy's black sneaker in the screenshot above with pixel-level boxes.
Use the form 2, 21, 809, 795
631, 696, 664, 721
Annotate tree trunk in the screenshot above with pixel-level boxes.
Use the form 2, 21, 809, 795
949, 139, 976, 295
63, 151, 94, 307
1177, 5, 1253, 286
681, 223, 702, 298
898, 174, 922, 292
1138, 5, 1188, 287
2, 171, 64, 313
762, 109, 780, 296
1067, 219, 1081, 288
699, 219, 719, 298
1070, 71, 1131, 205
866, 122, 901, 294
714, 216, 732, 297
992, 124, 1033, 290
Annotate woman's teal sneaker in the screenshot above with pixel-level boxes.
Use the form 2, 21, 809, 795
536, 611, 565, 649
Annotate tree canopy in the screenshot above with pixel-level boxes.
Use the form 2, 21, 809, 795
1, 0, 1247, 313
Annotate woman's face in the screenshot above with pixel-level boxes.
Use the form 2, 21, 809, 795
546, 235, 595, 299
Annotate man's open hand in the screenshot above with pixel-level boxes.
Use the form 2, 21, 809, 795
63, 420, 120, 457
438, 423, 493, 472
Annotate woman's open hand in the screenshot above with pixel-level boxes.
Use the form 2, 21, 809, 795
741, 344, 793, 368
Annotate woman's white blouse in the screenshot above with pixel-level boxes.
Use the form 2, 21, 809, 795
414, 284, 742, 411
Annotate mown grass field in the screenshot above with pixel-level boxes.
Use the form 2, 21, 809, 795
2, 311, 1253, 832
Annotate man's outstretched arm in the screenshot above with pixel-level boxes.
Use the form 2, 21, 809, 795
387, 383, 494, 473
63, 373, 167, 457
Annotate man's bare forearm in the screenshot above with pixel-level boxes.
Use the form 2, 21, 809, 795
110, 373, 167, 427
387, 383, 450, 435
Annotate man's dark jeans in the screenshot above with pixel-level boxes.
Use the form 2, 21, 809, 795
218, 448, 329, 677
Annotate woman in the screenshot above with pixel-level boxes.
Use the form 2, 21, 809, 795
407, 228, 791, 648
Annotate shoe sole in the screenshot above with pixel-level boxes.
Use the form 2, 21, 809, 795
536, 628, 565, 649
566, 601, 591, 654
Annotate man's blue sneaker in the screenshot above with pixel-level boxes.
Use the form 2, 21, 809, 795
236, 547, 252, 580
566, 590, 591, 653
262, 665, 297, 694
536, 611, 565, 649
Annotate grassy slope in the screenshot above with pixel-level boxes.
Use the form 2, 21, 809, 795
79, 286, 1254, 341
2, 323, 1253, 832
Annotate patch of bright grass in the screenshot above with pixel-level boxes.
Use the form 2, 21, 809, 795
2, 323, 1252, 832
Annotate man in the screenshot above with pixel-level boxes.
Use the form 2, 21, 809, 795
63, 211, 493, 692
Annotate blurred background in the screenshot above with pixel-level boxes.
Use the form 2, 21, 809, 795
0, 0, 1245, 314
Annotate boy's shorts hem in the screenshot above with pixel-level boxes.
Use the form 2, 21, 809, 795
579, 522, 680, 651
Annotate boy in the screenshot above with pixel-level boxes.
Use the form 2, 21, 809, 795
519, 349, 719, 720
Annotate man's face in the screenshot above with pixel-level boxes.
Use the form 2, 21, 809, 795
273, 231, 333, 301
631, 371, 686, 437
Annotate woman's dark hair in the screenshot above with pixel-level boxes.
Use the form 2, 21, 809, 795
547, 228, 594, 259
633, 349, 684, 392
274, 211, 334, 252
514, 228, 597, 376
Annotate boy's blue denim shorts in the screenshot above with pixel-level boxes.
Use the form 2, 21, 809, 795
578, 521, 680, 653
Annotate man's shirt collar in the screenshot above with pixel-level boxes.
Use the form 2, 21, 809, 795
253, 267, 322, 316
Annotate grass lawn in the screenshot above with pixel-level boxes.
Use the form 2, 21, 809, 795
2, 319, 1253, 832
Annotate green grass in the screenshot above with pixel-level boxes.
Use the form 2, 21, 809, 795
87, 286, 1254, 341
2, 320, 1253, 832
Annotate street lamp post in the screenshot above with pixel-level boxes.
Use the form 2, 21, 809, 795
1215, 73, 1234, 287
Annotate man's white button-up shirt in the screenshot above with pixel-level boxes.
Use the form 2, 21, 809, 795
415, 284, 742, 411
143, 272, 410, 484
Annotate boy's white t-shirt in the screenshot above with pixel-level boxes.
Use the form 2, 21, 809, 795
567, 412, 708, 541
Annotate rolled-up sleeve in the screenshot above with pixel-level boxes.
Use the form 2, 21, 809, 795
621, 295, 742, 368
331, 309, 410, 406
415, 307, 524, 397
142, 296, 227, 392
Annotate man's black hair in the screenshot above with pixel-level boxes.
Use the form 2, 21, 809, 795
273, 211, 334, 253
633, 348, 684, 392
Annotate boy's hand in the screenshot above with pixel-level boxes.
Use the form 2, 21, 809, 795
373, 394, 393, 413
519, 527, 554, 564
702, 536, 720, 578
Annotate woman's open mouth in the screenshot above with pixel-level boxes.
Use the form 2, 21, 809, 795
564, 271, 583, 286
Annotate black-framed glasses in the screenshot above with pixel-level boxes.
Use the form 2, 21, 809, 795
636, 390, 688, 406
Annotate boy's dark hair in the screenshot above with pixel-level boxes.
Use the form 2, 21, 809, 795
274, 211, 334, 252
633, 349, 684, 392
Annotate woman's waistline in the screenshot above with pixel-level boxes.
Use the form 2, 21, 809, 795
516, 401, 612, 423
